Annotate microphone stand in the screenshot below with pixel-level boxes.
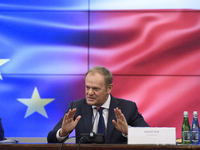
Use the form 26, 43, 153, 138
80, 107, 105, 143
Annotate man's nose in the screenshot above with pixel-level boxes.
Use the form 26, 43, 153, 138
88, 88, 94, 95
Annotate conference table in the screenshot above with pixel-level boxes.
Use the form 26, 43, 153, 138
0, 143, 200, 150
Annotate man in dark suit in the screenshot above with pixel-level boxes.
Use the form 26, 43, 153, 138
47, 66, 149, 144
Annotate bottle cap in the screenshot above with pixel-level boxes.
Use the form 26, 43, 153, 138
193, 111, 198, 115
183, 111, 188, 116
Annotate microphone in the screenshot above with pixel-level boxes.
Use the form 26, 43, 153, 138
90, 106, 100, 137
80, 106, 105, 143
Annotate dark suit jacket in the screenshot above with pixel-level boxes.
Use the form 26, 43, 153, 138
47, 95, 149, 144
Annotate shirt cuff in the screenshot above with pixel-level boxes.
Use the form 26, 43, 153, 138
122, 132, 127, 138
56, 128, 69, 142
122, 125, 131, 138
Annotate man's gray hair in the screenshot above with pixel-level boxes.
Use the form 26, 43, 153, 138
85, 66, 113, 88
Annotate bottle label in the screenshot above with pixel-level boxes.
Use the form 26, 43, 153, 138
191, 131, 199, 142
183, 131, 190, 141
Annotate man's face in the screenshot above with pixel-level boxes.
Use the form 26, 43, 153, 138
85, 72, 113, 106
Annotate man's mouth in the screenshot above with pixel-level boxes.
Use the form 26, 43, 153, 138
87, 97, 95, 100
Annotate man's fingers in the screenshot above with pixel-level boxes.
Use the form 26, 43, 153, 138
114, 108, 127, 125
114, 108, 123, 120
63, 108, 77, 123
112, 119, 117, 127
113, 108, 128, 135
121, 114, 126, 122
63, 112, 69, 122
68, 108, 77, 117
74, 115, 81, 125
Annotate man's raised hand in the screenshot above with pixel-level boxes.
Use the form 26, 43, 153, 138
59, 108, 81, 137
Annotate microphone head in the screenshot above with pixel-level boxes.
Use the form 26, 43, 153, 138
96, 106, 100, 111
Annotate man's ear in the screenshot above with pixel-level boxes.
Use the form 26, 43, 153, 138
107, 84, 113, 94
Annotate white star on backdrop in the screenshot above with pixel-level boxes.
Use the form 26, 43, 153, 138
0, 59, 10, 80
17, 87, 55, 118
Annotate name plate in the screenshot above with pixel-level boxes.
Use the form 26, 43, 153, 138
128, 127, 176, 145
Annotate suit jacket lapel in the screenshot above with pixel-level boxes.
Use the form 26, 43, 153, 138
81, 101, 93, 133
106, 95, 120, 143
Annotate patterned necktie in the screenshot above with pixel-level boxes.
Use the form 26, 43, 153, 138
97, 107, 106, 139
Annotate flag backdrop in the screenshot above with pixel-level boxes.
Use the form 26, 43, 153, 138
0, 0, 200, 139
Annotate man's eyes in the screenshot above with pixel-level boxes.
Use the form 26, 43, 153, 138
86, 87, 99, 91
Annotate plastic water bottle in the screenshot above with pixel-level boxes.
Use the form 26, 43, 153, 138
191, 111, 199, 144
182, 111, 191, 144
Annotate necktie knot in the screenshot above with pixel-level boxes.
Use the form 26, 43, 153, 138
98, 107, 103, 114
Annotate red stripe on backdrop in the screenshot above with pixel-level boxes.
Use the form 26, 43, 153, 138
90, 9, 200, 12
89, 11, 200, 138
90, 11, 200, 75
